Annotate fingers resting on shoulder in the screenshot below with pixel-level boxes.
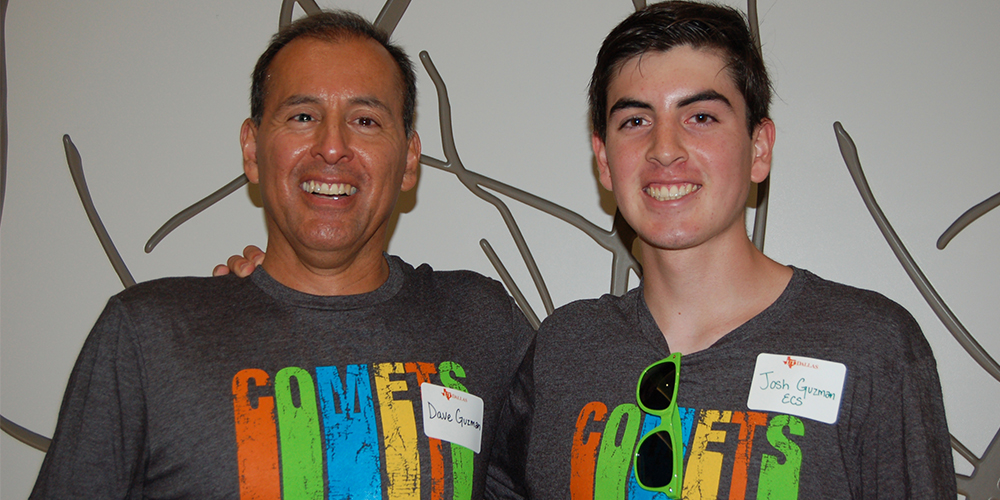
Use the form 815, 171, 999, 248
212, 245, 265, 278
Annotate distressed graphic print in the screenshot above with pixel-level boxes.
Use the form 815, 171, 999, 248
232, 361, 475, 500
571, 402, 804, 500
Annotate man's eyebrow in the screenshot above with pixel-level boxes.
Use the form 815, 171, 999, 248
278, 94, 322, 109
608, 90, 732, 117
275, 95, 394, 115
677, 90, 732, 110
608, 98, 653, 116
348, 96, 393, 115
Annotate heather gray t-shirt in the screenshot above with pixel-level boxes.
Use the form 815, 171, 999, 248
488, 267, 955, 499
32, 255, 534, 499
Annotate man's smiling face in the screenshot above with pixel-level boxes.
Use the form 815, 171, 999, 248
593, 45, 774, 254
241, 36, 419, 276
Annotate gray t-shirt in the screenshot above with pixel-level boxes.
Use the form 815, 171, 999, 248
32, 255, 535, 499
488, 267, 955, 499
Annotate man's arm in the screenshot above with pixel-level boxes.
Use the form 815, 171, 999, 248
212, 245, 265, 278
30, 299, 148, 499
485, 340, 535, 500
856, 318, 957, 499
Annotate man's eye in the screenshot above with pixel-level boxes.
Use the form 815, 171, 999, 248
292, 113, 314, 122
356, 116, 378, 127
692, 113, 715, 124
621, 116, 647, 129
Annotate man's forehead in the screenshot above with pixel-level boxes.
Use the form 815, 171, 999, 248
271, 36, 388, 77
610, 46, 737, 95
607, 45, 745, 109
264, 36, 403, 106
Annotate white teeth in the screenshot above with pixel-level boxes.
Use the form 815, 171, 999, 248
645, 183, 699, 201
300, 180, 358, 197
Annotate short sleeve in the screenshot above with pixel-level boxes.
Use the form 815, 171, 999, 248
856, 320, 956, 499
30, 297, 148, 500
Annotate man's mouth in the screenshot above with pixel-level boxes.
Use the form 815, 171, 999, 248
645, 183, 700, 202
301, 180, 358, 197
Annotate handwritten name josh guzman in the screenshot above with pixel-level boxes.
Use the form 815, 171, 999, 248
758, 371, 837, 407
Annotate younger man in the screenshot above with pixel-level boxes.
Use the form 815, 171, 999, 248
488, 2, 956, 498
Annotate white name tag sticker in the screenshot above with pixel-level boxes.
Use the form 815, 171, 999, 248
746, 353, 847, 424
420, 383, 484, 454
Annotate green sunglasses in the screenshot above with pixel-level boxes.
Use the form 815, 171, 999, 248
634, 352, 683, 498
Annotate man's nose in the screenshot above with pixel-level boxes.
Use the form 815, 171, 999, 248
647, 122, 686, 167
312, 120, 353, 164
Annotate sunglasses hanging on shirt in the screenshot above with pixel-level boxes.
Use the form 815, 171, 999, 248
634, 352, 683, 499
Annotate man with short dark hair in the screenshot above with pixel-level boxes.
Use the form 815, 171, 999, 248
31, 11, 533, 499
487, 2, 956, 498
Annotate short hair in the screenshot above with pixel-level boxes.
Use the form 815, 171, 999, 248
250, 10, 417, 137
588, 1, 771, 140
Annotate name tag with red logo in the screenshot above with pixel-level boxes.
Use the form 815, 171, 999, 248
420, 383, 484, 453
746, 353, 847, 424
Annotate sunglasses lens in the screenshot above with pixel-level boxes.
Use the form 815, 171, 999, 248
635, 430, 675, 488
638, 361, 677, 411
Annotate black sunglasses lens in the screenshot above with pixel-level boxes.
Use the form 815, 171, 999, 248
636, 430, 675, 488
638, 362, 677, 411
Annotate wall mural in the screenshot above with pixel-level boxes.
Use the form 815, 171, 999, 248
0, 0, 997, 497
833, 124, 1000, 499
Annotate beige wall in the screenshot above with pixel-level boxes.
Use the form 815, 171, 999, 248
2, 1, 998, 498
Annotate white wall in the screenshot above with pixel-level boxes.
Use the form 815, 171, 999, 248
2, 1, 997, 498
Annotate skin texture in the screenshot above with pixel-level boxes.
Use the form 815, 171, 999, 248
214, 245, 265, 278
594, 46, 772, 255
593, 46, 790, 354
237, 36, 420, 295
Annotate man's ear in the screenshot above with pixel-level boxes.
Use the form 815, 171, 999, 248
240, 118, 260, 184
593, 133, 614, 192
401, 131, 421, 192
750, 118, 776, 184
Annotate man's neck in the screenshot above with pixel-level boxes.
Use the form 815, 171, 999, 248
261, 241, 391, 297
640, 233, 792, 355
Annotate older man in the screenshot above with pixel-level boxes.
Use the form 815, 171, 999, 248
31, 11, 533, 499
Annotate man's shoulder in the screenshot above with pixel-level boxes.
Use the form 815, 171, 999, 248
113, 274, 249, 310
794, 267, 913, 323
394, 256, 511, 301
391, 257, 534, 347
85, 275, 256, 348
540, 288, 636, 330
788, 267, 929, 358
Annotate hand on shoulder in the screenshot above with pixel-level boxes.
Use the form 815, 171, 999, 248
212, 245, 265, 278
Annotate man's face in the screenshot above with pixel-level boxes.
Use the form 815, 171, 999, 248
593, 45, 774, 253
241, 36, 419, 269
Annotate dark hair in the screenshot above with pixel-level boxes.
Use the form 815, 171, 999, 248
250, 10, 417, 137
588, 1, 771, 140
